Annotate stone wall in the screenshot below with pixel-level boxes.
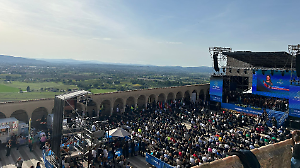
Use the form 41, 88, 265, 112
193, 139, 293, 168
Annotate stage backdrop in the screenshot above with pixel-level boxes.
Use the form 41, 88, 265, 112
252, 70, 291, 99
209, 76, 223, 102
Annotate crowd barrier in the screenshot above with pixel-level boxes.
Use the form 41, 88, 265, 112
43, 150, 65, 168
221, 103, 288, 127
145, 153, 175, 168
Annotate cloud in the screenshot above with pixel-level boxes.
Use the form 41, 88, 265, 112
166, 42, 183, 44
157, 41, 183, 44
103, 38, 112, 41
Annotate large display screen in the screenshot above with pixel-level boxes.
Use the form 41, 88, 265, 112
289, 85, 300, 117
210, 76, 223, 102
252, 70, 291, 98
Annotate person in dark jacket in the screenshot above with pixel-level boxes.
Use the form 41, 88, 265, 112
6, 140, 12, 156
291, 130, 300, 168
130, 140, 135, 157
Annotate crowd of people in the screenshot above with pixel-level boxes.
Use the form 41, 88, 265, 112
224, 91, 289, 111
2, 97, 296, 168
65, 99, 293, 168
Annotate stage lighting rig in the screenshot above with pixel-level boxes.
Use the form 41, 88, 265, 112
209, 47, 232, 74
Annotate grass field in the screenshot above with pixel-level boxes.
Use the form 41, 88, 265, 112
90, 89, 116, 94
0, 92, 59, 102
0, 84, 20, 92
1, 81, 78, 91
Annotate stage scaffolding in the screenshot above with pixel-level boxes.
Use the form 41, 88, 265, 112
50, 90, 90, 168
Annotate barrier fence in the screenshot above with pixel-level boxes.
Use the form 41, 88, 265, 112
145, 153, 175, 168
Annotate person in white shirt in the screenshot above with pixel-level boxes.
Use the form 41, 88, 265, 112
103, 148, 108, 158
190, 156, 195, 165
92, 149, 97, 161
91, 125, 96, 132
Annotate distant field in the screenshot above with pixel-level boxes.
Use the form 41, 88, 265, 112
1, 81, 78, 91
0, 84, 20, 92
90, 89, 116, 94
0, 92, 59, 102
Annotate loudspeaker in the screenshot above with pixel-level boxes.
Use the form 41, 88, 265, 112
213, 53, 219, 72
296, 54, 300, 77
271, 70, 274, 76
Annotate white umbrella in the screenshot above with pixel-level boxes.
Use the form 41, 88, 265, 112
109, 127, 131, 137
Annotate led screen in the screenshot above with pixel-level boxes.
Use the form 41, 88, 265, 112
252, 70, 290, 98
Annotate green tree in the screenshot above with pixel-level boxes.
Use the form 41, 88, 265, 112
26, 86, 30, 92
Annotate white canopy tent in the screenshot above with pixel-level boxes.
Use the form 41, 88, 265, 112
109, 127, 131, 137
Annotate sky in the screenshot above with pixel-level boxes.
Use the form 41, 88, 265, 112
0, 0, 299, 67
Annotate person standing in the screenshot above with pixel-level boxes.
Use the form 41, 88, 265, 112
36, 162, 41, 168
6, 140, 12, 156
15, 157, 23, 168
291, 130, 300, 168
28, 137, 33, 152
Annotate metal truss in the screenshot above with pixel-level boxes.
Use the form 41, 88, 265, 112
209, 47, 232, 74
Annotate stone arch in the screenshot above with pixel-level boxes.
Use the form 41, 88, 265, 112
199, 89, 205, 100
87, 99, 98, 117
31, 107, 48, 129
184, 90, 191, 104
113, 98, 124, 114
100, 100, 111, 116
11, 110, 29, 123
167, 92, 175, 103
0, 112, 6, 119
176, 91, 183, 100
137, 95, 146, 109
158, 93, 166, 102
148, 94, 156, 104
191, 90, 198, 103
206, 89, 210, 101
126, 96, 135, 108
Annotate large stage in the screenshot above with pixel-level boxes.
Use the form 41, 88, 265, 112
209, 48, 300, 127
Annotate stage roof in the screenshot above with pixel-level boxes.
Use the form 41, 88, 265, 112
56, 90, 89, 100
223, 51, 296, 69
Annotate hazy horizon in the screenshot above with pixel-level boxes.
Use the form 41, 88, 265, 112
0, 0, 299, 67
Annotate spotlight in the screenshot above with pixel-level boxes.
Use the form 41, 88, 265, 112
244, 69, 247, 74
223, 68, 225, 73
229, 68, 232, 73
252, 70, 256, 74
237, 69, 240, 73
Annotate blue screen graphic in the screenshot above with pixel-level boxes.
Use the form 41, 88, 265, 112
252, 70, 291, 98
289, 85, 300, 117
210, 76, 223, 102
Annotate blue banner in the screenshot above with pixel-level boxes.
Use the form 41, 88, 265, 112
289, 109, 300, 118
210, 76, 223, 97
146, 153, 175, 168
210, 76, 223, 102
221, 103, 287, 127
221, 103, 263, 115
210, 95, 222, 102
289, 85, 300, 117
252, 70, 291, 98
